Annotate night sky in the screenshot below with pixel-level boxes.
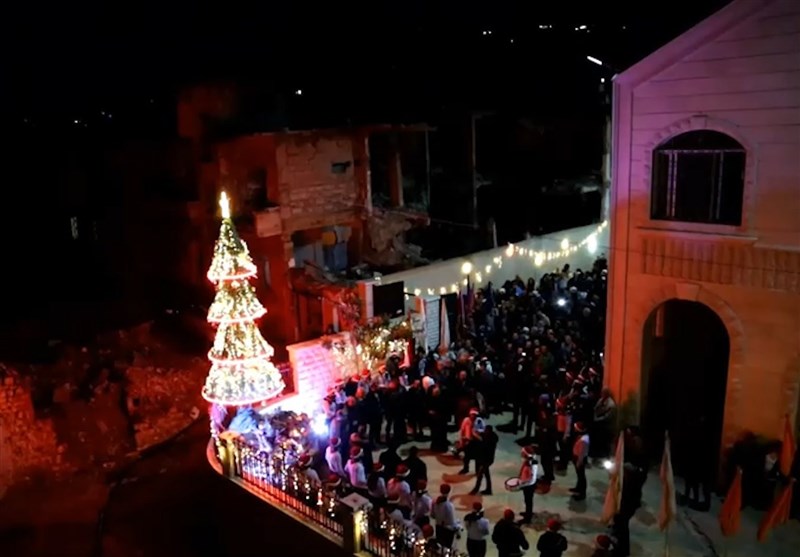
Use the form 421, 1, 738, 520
5, 1, 733, 133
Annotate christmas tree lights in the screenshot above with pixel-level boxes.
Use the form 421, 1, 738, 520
202, 191, 285, 406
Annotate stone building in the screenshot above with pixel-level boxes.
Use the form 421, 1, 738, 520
605, 0, 800, 476
177, 85, 431, 345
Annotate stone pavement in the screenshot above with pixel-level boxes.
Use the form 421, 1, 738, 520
392, 412, 800, 557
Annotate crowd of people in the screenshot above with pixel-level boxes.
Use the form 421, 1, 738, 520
295, 257, 655, 556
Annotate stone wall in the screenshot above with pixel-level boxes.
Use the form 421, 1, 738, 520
125, 363, 205, 451
265, 333, 356, 415
0, 369, 69, 492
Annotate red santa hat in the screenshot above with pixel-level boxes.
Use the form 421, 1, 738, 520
547, 518, 563, 531
439, 483, 451, 495
373, 462, 385, 473
595, 534, 613, 550
350, 432, 363, 444
503, 509, 515, 520
521, 444, 537, 458
329, 437, 341, 449
325, 474, 342, 488
421, 524, 435, 539
349, 446, 363, 460
297, 454, 312, 469
395, 464, 410, 478
387, 494, 401, 505
469, 407, 480, 416
472, 501, 483, 512
574, 421, 587, 433
361, 368, 371, 378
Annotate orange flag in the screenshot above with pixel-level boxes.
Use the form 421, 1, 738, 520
658, 432, 677, 532
757, 478, 795, 542
779, 414, 796, 477
601, 432, 625, 524
719, 467, 743, 537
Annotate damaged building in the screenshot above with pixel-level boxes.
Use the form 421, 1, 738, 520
177, 84, 432, 344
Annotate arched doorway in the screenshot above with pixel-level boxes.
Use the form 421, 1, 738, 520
641, 299, 730, 479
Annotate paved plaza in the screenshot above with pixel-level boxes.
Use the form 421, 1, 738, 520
394, 412, 799, 557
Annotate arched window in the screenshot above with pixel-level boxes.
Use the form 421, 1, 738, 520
651, 130, 745, 225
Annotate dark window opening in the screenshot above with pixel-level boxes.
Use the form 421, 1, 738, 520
650, 130, 745, 226
331, 161, 352, 175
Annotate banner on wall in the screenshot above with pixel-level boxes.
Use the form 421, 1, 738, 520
423, 296, 440, 351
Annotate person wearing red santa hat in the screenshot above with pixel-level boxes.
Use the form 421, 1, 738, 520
432, 483, 459, 549
367, 462, 387, 505
387, 463, 412, 518
345, 445, 367, 492
458, 408, 485, 474
492, 509, 529, 557
326, 437, 345, 478
590, 533, 614, 557
518, 444, 543, 524
412, 479, 432, 527
324, 473, 343, 497
536, 518, 568, 556
464, 501, 490, 557
297, 453, 320, 484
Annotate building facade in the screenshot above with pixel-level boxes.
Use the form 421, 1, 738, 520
177, 86, 431, 345
605, 0, 800, 474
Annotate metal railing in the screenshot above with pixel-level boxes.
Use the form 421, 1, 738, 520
220, 436, 466, 557
230, 437, 345, 540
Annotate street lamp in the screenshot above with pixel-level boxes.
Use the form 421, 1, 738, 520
587, 55, 603, 66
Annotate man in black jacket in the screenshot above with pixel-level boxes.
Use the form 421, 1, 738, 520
536, 518, 568, 557
470, 425, 499, 495
492, 509, 529, 557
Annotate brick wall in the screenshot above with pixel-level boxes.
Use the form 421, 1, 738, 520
276, 133, 358, 219
265, 333, 357, 415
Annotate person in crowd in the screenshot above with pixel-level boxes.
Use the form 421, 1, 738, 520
518, 444, 543, 524
555, 397, 573, 472
612, 459, 647, 557
459, 407, 486, 474
432, 483, 459, 549
592, 387, 616, 459
412, 479, 432, 527
464, 501, 491, 557
404, 445, 428, 489
367, 462, 387, 506
387, 463, 412, 519
296, 453, 320, 484
379, 440, 401, 478
536, 518, 568, 557
492, 509, 530, 557
591, 533, 614, 557
325, 437, 344, 478
470, 424, 498, 495
571, 421, 590, 501
345, 445, 367, 492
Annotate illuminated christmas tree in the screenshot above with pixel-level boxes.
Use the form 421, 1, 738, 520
202, 191, 285, 406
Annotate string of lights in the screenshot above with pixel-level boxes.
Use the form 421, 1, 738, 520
202, 192, 285, 406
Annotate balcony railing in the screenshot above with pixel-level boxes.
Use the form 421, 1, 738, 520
214, 433, 466, 557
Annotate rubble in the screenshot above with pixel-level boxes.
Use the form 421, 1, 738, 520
0, 321, 208, 489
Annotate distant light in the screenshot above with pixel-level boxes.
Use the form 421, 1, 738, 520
578, 25, 588, 30
73, 119, 80, 124
560, 238, 570, 250
603, 459, 615, 471
587, 56, 603, 66
461, 261, 473, 275
505, 244, 514, 257
600, 77, 606, 84
295, 89, 303, 95
482, 30, 487, 36
587, 234, 598, 254
510, 38, 514, 44
557, 298, 567, 307
413, 288, 421, 296
312, 414, 328, 437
